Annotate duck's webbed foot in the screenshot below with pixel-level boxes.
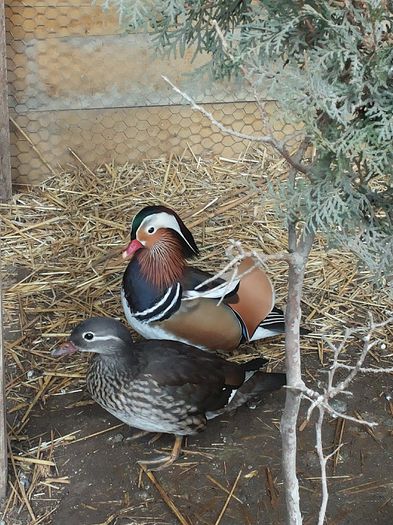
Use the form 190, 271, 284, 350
137, 435, 183, 471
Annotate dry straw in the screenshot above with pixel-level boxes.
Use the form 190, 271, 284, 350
1, 148, 391, 522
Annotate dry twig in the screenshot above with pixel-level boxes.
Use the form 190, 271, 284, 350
294, 315, 393, 525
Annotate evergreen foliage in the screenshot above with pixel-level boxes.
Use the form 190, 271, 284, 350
101, 0, 393, 287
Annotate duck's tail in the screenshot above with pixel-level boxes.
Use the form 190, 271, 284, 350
226, 358, 286, 412
250, 306, 310, 340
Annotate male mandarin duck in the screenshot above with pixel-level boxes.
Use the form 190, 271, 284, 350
53, 317, 286, 469
121, 205, 301, 352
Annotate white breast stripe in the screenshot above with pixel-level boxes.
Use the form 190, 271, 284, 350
133, 285, 175, 318
147, 282, 182, 322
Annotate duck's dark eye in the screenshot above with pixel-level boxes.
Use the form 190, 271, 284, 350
147, 227, 155, 234
83, 332, 94, 341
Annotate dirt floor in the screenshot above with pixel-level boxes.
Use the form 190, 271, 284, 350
6, 350, 393, 525
1, 155, 392, 524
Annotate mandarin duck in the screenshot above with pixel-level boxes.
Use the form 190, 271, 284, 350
53, 317, 286, 470
121, 205, 305, 352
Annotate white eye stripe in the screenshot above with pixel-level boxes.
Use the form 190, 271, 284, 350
90, 335, 122, 342
138, 212, 193, 251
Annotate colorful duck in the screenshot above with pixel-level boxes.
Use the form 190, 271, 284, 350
121, 205, 301, 352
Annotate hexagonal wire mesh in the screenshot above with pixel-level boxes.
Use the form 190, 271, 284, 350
5, 2, 300, 184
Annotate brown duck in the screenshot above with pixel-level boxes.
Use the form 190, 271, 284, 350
121, 205, 306, 352
53, 317, 286, 470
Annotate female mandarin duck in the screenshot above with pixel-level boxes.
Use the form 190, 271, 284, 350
53, 317, 286, 470
121, 205, 300, 352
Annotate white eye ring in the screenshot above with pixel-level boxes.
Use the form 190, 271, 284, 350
147, 227, 155, 234
83, 332, 94, 341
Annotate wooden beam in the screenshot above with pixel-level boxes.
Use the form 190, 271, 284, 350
0, 0, 11, 201
0, 252, 7, 500
0, 0, 9, 500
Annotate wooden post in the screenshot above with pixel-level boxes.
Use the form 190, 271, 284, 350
0, 263, 6, 500
0, 0, 9, 498
0, 0, 11, 201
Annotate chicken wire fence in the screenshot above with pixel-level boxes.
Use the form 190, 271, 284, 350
5, 2, 299, 185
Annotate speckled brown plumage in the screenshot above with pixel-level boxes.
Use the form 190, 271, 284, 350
53, 317, 286, 469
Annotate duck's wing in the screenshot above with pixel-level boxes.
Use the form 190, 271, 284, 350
182, 259, 276, 341
181, 266, 240, 300
225, 257, 275, 340
133, 343, 285, 418
133, 340, 244, 412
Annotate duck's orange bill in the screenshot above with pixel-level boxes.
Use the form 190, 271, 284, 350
122, 239, 144, 260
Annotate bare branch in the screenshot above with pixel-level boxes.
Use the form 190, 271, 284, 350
298, 229, 315, 259
162, 75, 310, 175
281, 243, 310, 525
326, 407, 377, 427
211, 20, 235, 62
328, 315, 393, 397
181, 240, 292, 305
286, 140, 312, 253
212, 15, 303, 154
335, 365, 393, 374
325, 442, 345, 463
288, 221, 297, 253
315, 407, 328, 525
226, 239, 292, 265
315, 408, 345, 525
162, 75, 272, 141
292, 313, 392, 523
192, 253, 243, 291
297, 389, 378, 428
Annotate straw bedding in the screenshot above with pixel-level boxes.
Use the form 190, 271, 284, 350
1, 149, 392, 521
